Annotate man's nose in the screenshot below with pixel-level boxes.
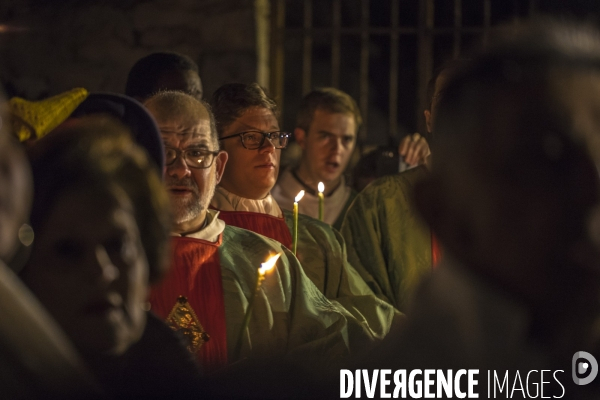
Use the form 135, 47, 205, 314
166, 154, 191, 180
330, 137, 343, 154
89, 245, 120, 284
259, 136, 276, 154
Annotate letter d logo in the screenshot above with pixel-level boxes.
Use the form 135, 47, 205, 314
572, 351, 598, 385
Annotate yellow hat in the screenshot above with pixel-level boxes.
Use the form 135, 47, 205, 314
10, 88, 89, 142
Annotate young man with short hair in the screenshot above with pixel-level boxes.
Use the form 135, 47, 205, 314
273, 88, 430, 229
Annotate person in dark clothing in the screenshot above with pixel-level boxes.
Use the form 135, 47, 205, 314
0, 89, 101, 400
361, 19, 600, 399
125, 52, 203, 102
21, 115, 203, 399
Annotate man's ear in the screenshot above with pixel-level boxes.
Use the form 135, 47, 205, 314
214, 151, 228, 184
294, 127, 307, 150
424, 109, 432, 134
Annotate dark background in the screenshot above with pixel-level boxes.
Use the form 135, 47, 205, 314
0, 0, 598, 146
281, 0, 600, 146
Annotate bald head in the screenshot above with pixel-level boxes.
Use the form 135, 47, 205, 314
145, 91, 218, 149
144, 90, 228, 234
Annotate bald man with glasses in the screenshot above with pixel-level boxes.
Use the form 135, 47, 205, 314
143, 91, 352, 374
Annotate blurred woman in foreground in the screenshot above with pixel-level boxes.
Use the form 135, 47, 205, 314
21, 115, 202, 398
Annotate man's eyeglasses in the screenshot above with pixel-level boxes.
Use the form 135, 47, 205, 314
219, 131, 291, 150
165, 146, 220, 169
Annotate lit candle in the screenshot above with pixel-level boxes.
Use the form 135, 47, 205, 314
293, 190, 305, 255
234, 253, 281, 360
318, 182, 325, 221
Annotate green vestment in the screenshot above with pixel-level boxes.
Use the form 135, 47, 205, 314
220, 225, 350, 366
150, 224, 350, 370
282, 210, 402, 344
341, 167, 433, 312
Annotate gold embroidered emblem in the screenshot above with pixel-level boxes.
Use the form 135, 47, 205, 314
166, 295, 210, 353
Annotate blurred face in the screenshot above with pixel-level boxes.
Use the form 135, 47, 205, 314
154, 69, 203, 100
219, 106, 281, 200
148, 103, 227, 233
295, 109, 356, 187
22, 187, 148, 358
427, 73, 600, 309
424, 71, 451, 133
0, 132, 32, 262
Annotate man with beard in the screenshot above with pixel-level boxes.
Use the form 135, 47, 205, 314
209, 83, 401, 345
143, 91, 351, 373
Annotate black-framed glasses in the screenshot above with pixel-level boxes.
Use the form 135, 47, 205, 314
219, 131, 291, 150
165, 146, 220, 169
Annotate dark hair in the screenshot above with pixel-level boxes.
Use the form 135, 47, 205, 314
425, 58, 468, 111
27, 115, 172, 283
296, 87, 362, 132
125, 52, 201, 101
210, 83, 278, 135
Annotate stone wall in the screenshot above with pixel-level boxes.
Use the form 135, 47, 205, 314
0, 0, 257, 100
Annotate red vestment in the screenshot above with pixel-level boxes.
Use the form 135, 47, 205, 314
431, 233, 442, 269
216, 210, 293, 250
149, 236, 228, 371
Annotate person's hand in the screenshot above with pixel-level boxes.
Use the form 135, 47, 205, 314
399, 133, 431, 169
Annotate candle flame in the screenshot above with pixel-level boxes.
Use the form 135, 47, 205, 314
295, 190, 305, 202
259, 253, 281, 275
318, 182, 324, 193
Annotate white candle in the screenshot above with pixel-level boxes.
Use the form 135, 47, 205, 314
293, 190, 305, 255
234, 253, 281, 359
318, 182, 325, 221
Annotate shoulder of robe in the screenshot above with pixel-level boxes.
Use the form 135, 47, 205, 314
222, 224, 292, 255
220, 225, 301, 289
361, 166, 428, 201
282, 209, 345, 250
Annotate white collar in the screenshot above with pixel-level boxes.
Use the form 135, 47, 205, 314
210, 186, 282, 218
272, 168, 352, 224
170, 209, 225, 242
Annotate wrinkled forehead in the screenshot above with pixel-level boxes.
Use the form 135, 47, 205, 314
159, 118, 213, 148
148, 102, 213, 145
